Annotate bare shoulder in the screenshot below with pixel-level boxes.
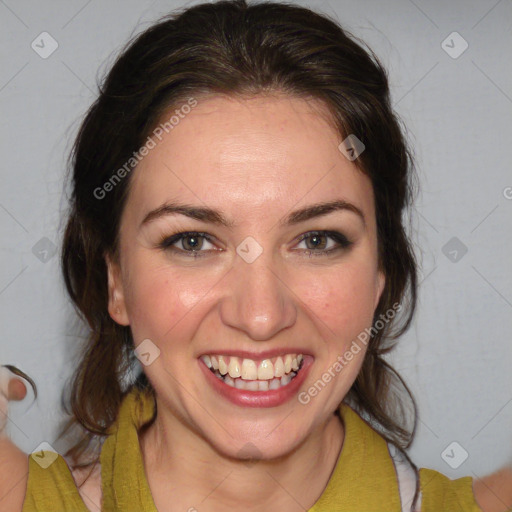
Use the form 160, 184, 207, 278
472, 467, 512, 512
70, 461, 103, 512
0, 437, 28, 511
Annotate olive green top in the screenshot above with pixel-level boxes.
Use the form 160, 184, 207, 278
23, 388, 482, 511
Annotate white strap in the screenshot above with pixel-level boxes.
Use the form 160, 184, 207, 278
388, 442, 422, 512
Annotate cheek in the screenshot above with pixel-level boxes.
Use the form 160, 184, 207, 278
295, 264, 378, 341
123, 263, 216, 342
123, 246, 380, 347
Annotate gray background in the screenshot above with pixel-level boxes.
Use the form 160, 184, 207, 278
1, 0, 511, 482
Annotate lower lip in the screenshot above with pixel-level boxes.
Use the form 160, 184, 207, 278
199, 356, 313, 408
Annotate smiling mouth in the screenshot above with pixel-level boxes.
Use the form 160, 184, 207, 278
200, 354, 305, 391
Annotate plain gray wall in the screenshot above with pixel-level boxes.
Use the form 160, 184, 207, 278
1, 0, 511, 482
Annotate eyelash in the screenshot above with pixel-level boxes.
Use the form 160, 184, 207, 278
157, 230, 353, 259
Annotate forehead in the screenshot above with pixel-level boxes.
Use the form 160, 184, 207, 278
124, 94, 375, 227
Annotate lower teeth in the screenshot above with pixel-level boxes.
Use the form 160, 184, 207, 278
211, 360, 303, 391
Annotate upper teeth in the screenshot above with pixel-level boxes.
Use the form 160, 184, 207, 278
201, 354, 303, 380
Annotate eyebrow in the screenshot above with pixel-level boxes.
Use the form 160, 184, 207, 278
140, 199, 365, 229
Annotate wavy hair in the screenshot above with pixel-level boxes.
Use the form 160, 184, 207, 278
60, 0, 419, 504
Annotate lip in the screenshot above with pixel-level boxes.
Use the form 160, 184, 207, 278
199, 354, 313, 408
198, 348, 313, 360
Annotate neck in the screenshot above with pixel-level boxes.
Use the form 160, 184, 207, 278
139, 402, 344, 512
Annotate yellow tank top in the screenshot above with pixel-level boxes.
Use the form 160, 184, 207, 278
22, 388, 482, 511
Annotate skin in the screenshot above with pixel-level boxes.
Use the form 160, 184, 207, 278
106, 94, 385, 511
7, 380, 26, 401
1, 95, 510, 511
0, 379, 28, 511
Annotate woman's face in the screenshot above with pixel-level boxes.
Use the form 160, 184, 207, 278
107, 94, 385, 459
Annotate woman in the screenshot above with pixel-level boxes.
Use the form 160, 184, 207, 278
1, 1, 511, 510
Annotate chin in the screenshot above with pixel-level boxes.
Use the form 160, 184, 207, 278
205, 422, 309, 463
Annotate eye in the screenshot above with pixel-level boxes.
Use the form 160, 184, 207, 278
294, 230, 352, 257
157, 230, 352, 259
158, 231, 217, 258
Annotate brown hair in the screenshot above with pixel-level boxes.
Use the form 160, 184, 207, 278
60, 0, 419, 502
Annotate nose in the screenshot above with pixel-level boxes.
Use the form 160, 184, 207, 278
219, 252, 297, 341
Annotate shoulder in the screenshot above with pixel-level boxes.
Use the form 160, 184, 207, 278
418, 467, 482, 511
472, 466, 512, 512
0, 437, 28, 512
16, 446, 102, 512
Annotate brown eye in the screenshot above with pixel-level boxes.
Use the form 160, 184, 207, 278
180, 234, 205, 251
304, 233, 328, 250
295, 230, 352, 256
158, 231, 217, 258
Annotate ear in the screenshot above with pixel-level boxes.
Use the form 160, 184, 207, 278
105, 253, 130, 326
374, 270, 386, 310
